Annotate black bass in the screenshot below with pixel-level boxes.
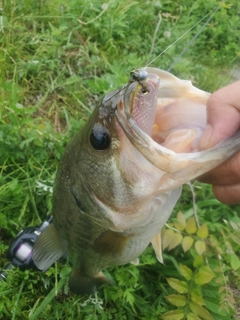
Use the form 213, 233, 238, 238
33, 68, 240, 294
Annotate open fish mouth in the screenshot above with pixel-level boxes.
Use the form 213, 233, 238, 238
115, 67, 240, 189
116, 67, 209, 171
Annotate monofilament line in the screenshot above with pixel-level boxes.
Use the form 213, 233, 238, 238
146, 13, 162, 64
168, 6, 220, 72
145, 11, 215, 68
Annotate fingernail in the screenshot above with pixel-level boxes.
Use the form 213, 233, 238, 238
198, 125, 213, 150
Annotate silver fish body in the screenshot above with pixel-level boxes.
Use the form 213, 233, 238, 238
33, 68, 240, 294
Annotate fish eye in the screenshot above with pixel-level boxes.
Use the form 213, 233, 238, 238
90, 125, 111, 151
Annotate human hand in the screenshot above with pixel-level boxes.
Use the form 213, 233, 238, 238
197, 80, 240, 204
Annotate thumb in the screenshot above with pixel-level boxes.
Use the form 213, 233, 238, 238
198, 81, 240, 150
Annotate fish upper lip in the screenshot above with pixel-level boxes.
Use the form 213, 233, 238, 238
121, 72, 160, 137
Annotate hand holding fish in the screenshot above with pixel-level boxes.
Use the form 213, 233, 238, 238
198, 81, 240, 204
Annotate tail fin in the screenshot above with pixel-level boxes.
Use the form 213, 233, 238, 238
69, 268, 114, 295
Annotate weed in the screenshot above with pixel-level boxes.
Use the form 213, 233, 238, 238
0, 0, 240, 319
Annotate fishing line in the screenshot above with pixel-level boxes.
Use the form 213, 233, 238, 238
107, 7, 220, 104
104, 85, 128, 103
146, 13, 162, 64
145, 9, 218, 69
167, 6, 220, 72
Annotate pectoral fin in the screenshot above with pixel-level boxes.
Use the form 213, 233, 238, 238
93, 230, 130, 257
33, 223, 65, 271
130, 258, 139, 265
69, 268, 114, 295
151, 232, 163, 264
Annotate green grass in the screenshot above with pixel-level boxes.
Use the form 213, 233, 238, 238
0, 0, 240, 319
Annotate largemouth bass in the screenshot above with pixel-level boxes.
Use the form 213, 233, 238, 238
33, 68, 240, 294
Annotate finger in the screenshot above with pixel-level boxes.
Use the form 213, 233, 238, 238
212, 184, 240, 205
197, 151, 240, 185
198, 81, 240, 150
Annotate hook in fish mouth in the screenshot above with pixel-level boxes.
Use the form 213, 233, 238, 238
129, 68, 150, 93
102, 68, 154, 115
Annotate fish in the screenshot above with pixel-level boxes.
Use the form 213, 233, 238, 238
33, 67, 240, 295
